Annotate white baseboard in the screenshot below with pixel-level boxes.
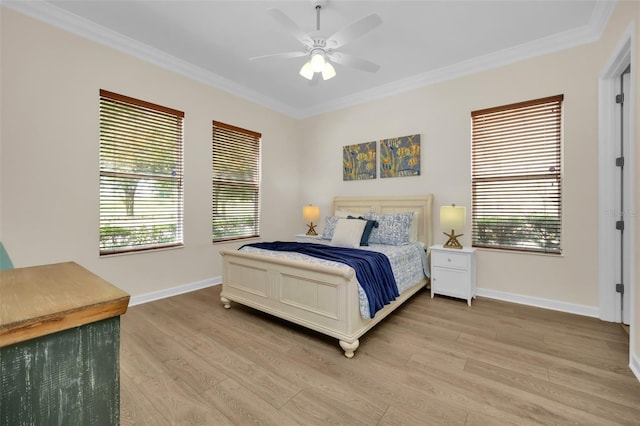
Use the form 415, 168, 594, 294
631, 351, 640, 382
130, 281, 599, 316
476, 288, 599, 318
129, 276, 221, 307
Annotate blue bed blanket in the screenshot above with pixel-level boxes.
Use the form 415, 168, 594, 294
242, 241, 399, 318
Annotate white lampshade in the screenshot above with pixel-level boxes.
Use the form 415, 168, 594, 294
310, 52, 325, 72
440, 205, 466, 231
299, 62, 314, 80
322, 62, 336, 80
303, 205, 320, 223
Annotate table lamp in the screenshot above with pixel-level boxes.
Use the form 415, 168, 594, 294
303, 205, 320, 236
440, 204, 466, 249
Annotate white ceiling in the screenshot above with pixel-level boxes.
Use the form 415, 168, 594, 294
5, 0, 614, 118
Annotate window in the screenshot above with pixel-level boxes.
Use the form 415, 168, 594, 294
212, 121, 261, 242
99, 90, 184, 255
471, 94, 563, 254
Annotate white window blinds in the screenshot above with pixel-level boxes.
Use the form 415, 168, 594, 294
212, 121, 261, 242
471, 94, 563, 254
99, 89, 184, 255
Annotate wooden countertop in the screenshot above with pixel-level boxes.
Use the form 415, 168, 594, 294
0, 262, 130, 347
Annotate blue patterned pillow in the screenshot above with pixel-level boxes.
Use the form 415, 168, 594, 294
365, 212, 414, 245
321, 216, 341, 239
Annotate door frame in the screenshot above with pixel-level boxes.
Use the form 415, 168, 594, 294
598, 23, 635, 324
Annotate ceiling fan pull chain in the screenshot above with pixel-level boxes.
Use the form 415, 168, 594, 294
316, 4, 321, 31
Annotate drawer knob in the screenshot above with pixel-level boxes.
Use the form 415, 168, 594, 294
447, 258, 451, 262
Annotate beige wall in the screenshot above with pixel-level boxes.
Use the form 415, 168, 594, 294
0, 8, 301, 296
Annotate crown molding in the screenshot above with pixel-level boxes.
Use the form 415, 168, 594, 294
2, 0, 616, 119
589, 0, 617, 37
1, 0, 299, 117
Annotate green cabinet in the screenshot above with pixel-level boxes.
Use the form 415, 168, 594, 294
0, 262, 129, 426
1, 317, 121, 425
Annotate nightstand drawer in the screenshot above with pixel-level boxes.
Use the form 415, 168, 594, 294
431, 251, 468, 269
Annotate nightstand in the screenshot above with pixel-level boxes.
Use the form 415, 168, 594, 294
429, 244, 477, 306
295, 233, 323, 243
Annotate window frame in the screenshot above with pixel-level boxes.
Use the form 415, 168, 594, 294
99, 89, 184, 255
471, 94, 564, 255
212, 121, 261, 243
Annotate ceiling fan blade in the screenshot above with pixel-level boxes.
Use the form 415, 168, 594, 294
267, 8, 313, 47
327, 52, 380, 73
249, 51, 308, 61
326, 14, 382, 49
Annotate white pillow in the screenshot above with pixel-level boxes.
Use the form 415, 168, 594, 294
409, 211, 419, 242
334, 209, 360, 218
331, 218, 367, 248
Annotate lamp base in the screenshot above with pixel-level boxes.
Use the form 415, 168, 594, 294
306, 222, 318, 236
443, 230, 463, 249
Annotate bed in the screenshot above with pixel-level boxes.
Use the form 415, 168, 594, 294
219, 195, 434, 358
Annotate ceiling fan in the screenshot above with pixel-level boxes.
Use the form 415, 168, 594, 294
250, 0, 382, 81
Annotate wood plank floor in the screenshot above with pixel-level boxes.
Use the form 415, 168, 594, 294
119, 285, 640, 425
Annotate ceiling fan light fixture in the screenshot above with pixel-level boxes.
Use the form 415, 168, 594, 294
322, 61, 336, 80
299, 61, 314, 80
259, 5, 381, 83
310, 51, 326, 72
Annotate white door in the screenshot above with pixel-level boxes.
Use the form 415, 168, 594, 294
598, 27, 633, 327
613, 65, 631, 325
619, 67, 631, 325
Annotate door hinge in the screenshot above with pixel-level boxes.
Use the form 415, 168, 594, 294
616, 93, 624, 104
616, 220, 624, 231
616, 283, 624, 295
616, 157, 624, 167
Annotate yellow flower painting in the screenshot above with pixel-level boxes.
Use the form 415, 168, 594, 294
343, 141, 377, 181
380, 134, 421, 178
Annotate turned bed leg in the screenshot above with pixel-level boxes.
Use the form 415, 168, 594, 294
339, 340, 359, 358
221, 296, 231, 309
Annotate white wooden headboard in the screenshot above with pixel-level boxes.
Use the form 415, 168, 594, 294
333, 195, 434, 248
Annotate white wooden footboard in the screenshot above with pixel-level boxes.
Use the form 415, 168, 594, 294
220, 248, 427, 358
219, 194, 434, 358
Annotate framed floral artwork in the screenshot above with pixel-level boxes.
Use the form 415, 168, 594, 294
380, 134, 421, 178
343, 141, 376, 181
